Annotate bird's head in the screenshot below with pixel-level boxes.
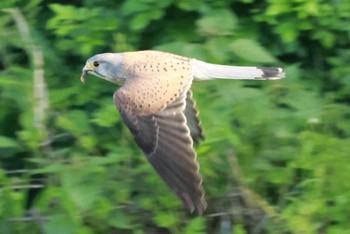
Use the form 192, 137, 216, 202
80, 53, 124, 84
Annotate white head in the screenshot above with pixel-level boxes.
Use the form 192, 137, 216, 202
80, 53, 124, 84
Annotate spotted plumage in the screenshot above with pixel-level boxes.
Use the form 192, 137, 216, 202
81, 50, 285, 214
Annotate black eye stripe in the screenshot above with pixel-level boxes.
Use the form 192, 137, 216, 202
93, 61, 99, 67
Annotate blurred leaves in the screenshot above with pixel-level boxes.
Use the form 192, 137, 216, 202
184, 217, 205, 234
196, 9, 237, 36
47, 4, 120, 55
0, 136, 19, 148
1, 0, 350, 233
229, 39, 278, 63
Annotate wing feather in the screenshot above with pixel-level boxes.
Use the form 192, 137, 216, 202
184, 90, 205, 143
115, 90, 207, 214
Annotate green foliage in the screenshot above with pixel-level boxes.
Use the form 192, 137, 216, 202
1, 0, 350, 233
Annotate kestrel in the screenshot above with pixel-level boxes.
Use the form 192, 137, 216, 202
81, 50, 285, 214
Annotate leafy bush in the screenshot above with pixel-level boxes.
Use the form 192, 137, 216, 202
1, 0, 349, 233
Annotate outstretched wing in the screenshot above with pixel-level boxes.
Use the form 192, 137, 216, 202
114, 89, 207, 214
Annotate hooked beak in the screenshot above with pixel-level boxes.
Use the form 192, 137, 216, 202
80, 63, 93, 83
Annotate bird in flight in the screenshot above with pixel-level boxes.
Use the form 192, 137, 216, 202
80, 50, 285, 214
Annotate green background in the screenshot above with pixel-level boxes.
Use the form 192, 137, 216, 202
1, 0, 350, 233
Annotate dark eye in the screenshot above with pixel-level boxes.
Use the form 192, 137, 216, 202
93, 61, 99, 67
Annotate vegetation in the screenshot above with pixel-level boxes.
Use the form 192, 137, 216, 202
1, 0, 350, 233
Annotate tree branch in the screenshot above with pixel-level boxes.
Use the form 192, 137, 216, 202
6, 8, 49, 134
